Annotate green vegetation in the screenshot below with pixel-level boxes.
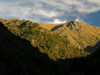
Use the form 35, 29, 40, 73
0, 18, 89, 60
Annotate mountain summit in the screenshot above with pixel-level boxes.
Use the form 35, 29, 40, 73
63, 20, 82, 31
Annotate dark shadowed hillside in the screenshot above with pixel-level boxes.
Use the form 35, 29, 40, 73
0, 22, 55, 75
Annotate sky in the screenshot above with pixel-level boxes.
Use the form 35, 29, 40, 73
0, 0, 100, 26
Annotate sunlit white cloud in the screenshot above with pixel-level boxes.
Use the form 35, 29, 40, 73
0, 0, 100, 23
75, 16, 84, 22
51, 19, 67, 24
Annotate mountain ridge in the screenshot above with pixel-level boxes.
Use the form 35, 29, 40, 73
0, 18, 89, 60
1, 18, 100, 51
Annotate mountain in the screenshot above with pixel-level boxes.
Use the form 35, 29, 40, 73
40, 20, 100, 52
0, 18, 89, 60
0, 19, 100, 75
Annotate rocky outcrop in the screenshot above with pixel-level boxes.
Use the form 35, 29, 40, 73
63, 20, 83, 31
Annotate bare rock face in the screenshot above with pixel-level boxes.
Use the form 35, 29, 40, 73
67, 20, 79, 28
64, 20, 82, 31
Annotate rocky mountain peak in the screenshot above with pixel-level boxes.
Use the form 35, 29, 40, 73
63, 20, 82, 31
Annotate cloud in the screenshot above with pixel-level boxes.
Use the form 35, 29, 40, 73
75, 16, 89, 24
31, 9, 63, 18
0, 0, 64, 21
75, 16, 84, 22
51, 19, 67, 24
40, 0, 100, 14
0, 0, 100, 23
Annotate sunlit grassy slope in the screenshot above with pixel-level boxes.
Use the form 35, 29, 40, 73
40, 23, 63, 30
40, 20, 100, 52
